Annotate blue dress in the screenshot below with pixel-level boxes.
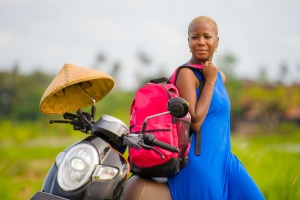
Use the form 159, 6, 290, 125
167, 70, 264, 200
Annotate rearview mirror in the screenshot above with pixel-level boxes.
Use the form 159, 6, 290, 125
168, 97, 189, 118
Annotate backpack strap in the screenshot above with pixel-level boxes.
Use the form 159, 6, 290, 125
194, 78, 204, 156
169, 64, 204, 85
195, 127, 202, 156
169, 64, 205, 156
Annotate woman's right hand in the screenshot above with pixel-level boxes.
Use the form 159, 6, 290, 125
202, 61, 218, 83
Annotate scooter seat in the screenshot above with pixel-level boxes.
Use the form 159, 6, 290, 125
121, 175, 172, 200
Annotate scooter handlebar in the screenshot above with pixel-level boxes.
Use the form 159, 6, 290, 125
123, 133, 179, 153
123, 134, 141, 150
152, 138, 179, 153
144, 133, 179, 153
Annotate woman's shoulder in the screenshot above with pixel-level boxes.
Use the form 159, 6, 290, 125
176, 67, 200, 87
219, 71, 226, 83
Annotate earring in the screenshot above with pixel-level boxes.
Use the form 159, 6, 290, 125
189, 49, 192, 53
215, 49, 218, 52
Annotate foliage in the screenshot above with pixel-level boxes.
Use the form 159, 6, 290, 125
232, 129, 300, 199
0, 67, 136, 123
95, 90, 134, 124
1, 121, 300, 200
1, 66, 300, 199
239, 83, 300, 133
0, 68, 53, 121
0, 135, 85, 200
1, 64, 300, 130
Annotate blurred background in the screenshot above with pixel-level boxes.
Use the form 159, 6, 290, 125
1, 0, 300, 199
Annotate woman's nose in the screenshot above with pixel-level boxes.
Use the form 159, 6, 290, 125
197, 37, 205, 45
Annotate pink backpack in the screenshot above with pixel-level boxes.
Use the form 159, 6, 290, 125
129, 64, 204, 177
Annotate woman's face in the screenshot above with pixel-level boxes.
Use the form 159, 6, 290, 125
188, 21, 219, 63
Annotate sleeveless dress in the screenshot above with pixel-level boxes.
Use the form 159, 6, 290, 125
167, 70, 264, 200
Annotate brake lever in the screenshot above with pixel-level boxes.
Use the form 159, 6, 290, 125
138, 142, 165, 159
77, 110, 93, 128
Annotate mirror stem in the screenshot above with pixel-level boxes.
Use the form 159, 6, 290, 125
76, 83, 96, 105
141, 111, 170, 134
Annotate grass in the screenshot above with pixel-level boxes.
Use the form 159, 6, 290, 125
0, 133, 86, 200
231, 133, 300, 200
0, 121, 300, 200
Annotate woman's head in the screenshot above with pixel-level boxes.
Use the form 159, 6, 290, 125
188, 16, 218, 37
187, 16, 219, 63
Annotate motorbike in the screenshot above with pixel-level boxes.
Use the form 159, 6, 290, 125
30, 64, 188, 200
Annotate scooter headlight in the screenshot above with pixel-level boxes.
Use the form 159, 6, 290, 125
57, 143, 99, 191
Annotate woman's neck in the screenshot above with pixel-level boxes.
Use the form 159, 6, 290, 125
188, 57, 213, 65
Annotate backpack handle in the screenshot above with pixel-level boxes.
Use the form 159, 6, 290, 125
149, 77, 169, 83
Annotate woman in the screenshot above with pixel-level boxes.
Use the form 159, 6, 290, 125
167, 16, 265, 200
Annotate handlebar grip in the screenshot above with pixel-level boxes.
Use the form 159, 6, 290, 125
152, 139, 179, 153
144, 133, 179, 153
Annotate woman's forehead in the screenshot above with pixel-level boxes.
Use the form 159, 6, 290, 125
189, 21, 217, 35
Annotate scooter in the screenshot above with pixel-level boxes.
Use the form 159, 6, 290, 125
30, 64, 188, 200
31, 100, 186, 200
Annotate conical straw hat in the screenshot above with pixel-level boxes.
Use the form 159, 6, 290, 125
40, 63, 114, 114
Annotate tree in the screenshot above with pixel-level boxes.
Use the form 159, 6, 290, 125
257, 66, 269, 84
240, 83, 300, 134
216, 52, 243, 130
217, 51, 237, 80
0, 67, 53, 121
134, 49, 153, 88
278, 61, 288, 83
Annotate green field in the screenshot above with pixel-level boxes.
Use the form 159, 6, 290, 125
0, 121, 299, 200
231, 133, 300, 199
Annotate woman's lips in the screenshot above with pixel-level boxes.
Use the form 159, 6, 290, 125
196, 49, 207, 54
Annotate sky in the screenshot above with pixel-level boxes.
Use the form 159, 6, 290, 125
0, 0, 300, 90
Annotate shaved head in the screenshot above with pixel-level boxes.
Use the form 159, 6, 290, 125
188, 16, 218, 36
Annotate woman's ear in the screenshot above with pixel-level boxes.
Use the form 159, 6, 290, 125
215, 37, 219, 49
188, 37, 191, 52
